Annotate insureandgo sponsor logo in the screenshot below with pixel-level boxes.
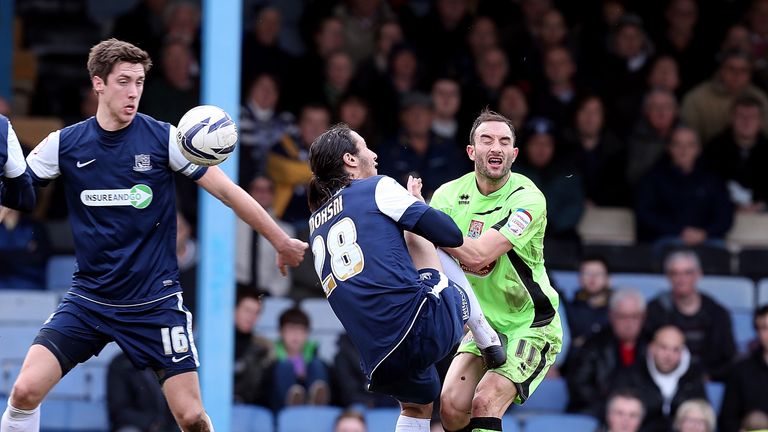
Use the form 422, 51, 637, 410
80, 184, 153, 209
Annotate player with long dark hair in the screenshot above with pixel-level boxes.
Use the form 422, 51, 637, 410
308, 123, 504, 432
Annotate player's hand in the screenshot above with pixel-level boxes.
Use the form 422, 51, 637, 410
276, 237, 308, 276
0, 206, 8, 223
407, 175, 425, 202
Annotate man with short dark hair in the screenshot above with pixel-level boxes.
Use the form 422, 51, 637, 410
602, 389, 645, 432
567, 255, 613, 349
433, 110, 563, 432
613, 325, 707, 432
307, 123, 504, 432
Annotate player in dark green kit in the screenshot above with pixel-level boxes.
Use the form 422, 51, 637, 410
431, 110, 562, 432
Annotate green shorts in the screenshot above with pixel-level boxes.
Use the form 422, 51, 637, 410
457, 315, 562, 405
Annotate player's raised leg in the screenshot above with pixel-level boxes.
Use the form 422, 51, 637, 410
163, 372, 214, 432
437, 249, 506, 368
404, 177, 504, 368
1, 345, 63, 432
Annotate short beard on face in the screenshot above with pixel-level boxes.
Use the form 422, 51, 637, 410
475, 159, 510, 184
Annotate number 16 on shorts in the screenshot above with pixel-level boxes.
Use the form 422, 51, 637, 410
161, 325, 190, 355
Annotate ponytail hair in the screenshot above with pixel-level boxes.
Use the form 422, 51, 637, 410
308, 123, 359, 212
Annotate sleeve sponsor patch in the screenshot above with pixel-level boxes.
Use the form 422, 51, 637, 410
506, 208, 532, 236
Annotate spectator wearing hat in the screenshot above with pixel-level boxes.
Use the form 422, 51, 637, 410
377, 92, 467, 199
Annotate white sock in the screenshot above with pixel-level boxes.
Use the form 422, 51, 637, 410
438, 249, 501, 350
395, 415, 430, 432
0, 402, 41, 432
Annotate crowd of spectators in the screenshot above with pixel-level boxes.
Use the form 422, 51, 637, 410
5, 0, 768, 431
7, 0, 768, 266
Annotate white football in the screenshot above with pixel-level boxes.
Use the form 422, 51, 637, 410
176, 105, 238, 166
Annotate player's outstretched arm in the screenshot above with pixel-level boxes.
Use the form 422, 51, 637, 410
445, 231, 512, 271
196, 166, 308, 275
404, 176, 462, 248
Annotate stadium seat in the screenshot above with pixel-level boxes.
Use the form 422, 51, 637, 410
611, 273, 668, 300
731, 310, 756, 354
577, 206, 636, 245
583, 244, 657, 273
521, 414, 598, 432
84, 362, 108, 402
40, 400, 70, 431
314, 332, 341, 364
233, 404, 274, 432
46, 255, 77, 292
511, 377, 568, 414
739, 249, 768, 280
698, 276, 755, 312
0, 324, 40, 361
40, 399, 109, 432
549, 270, 579, 300
706, 381, 725, 417
0, 290, 59, 324
501, 414, 522, 432
759, 279, 768, 306
365, 407, 400, 432
0, 361, 22, 397
254, 297, 295, 340
727, 213, 768, 249
300, 298, 344, 333
10, 116, 63, 149
49, 365, 89, 399
277, 406, 341, 432
300, 299, 345, 363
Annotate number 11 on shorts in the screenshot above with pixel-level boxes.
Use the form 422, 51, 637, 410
161, 326, 190, 354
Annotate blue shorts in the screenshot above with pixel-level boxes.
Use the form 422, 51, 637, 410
37, 292, 198, 381
368, 269, 469, 405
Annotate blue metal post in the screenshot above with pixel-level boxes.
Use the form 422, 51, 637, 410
0, 0, 14, 100
198, 0, 242, 429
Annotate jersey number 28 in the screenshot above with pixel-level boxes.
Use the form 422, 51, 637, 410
312, 217, 364, 297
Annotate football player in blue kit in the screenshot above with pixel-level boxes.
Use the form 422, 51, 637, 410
307, 124, 505, 432
0, 39, 307, 432
0, 114, 36, 216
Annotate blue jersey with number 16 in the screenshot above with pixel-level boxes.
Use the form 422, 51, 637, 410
309, 175, 438, 377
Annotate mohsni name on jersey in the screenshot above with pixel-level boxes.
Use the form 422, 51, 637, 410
309, 194, 343, 234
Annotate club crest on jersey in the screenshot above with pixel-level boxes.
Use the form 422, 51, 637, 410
133, 154, 152, 172
468, 219, 484, 239
507, 208, 532, 237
